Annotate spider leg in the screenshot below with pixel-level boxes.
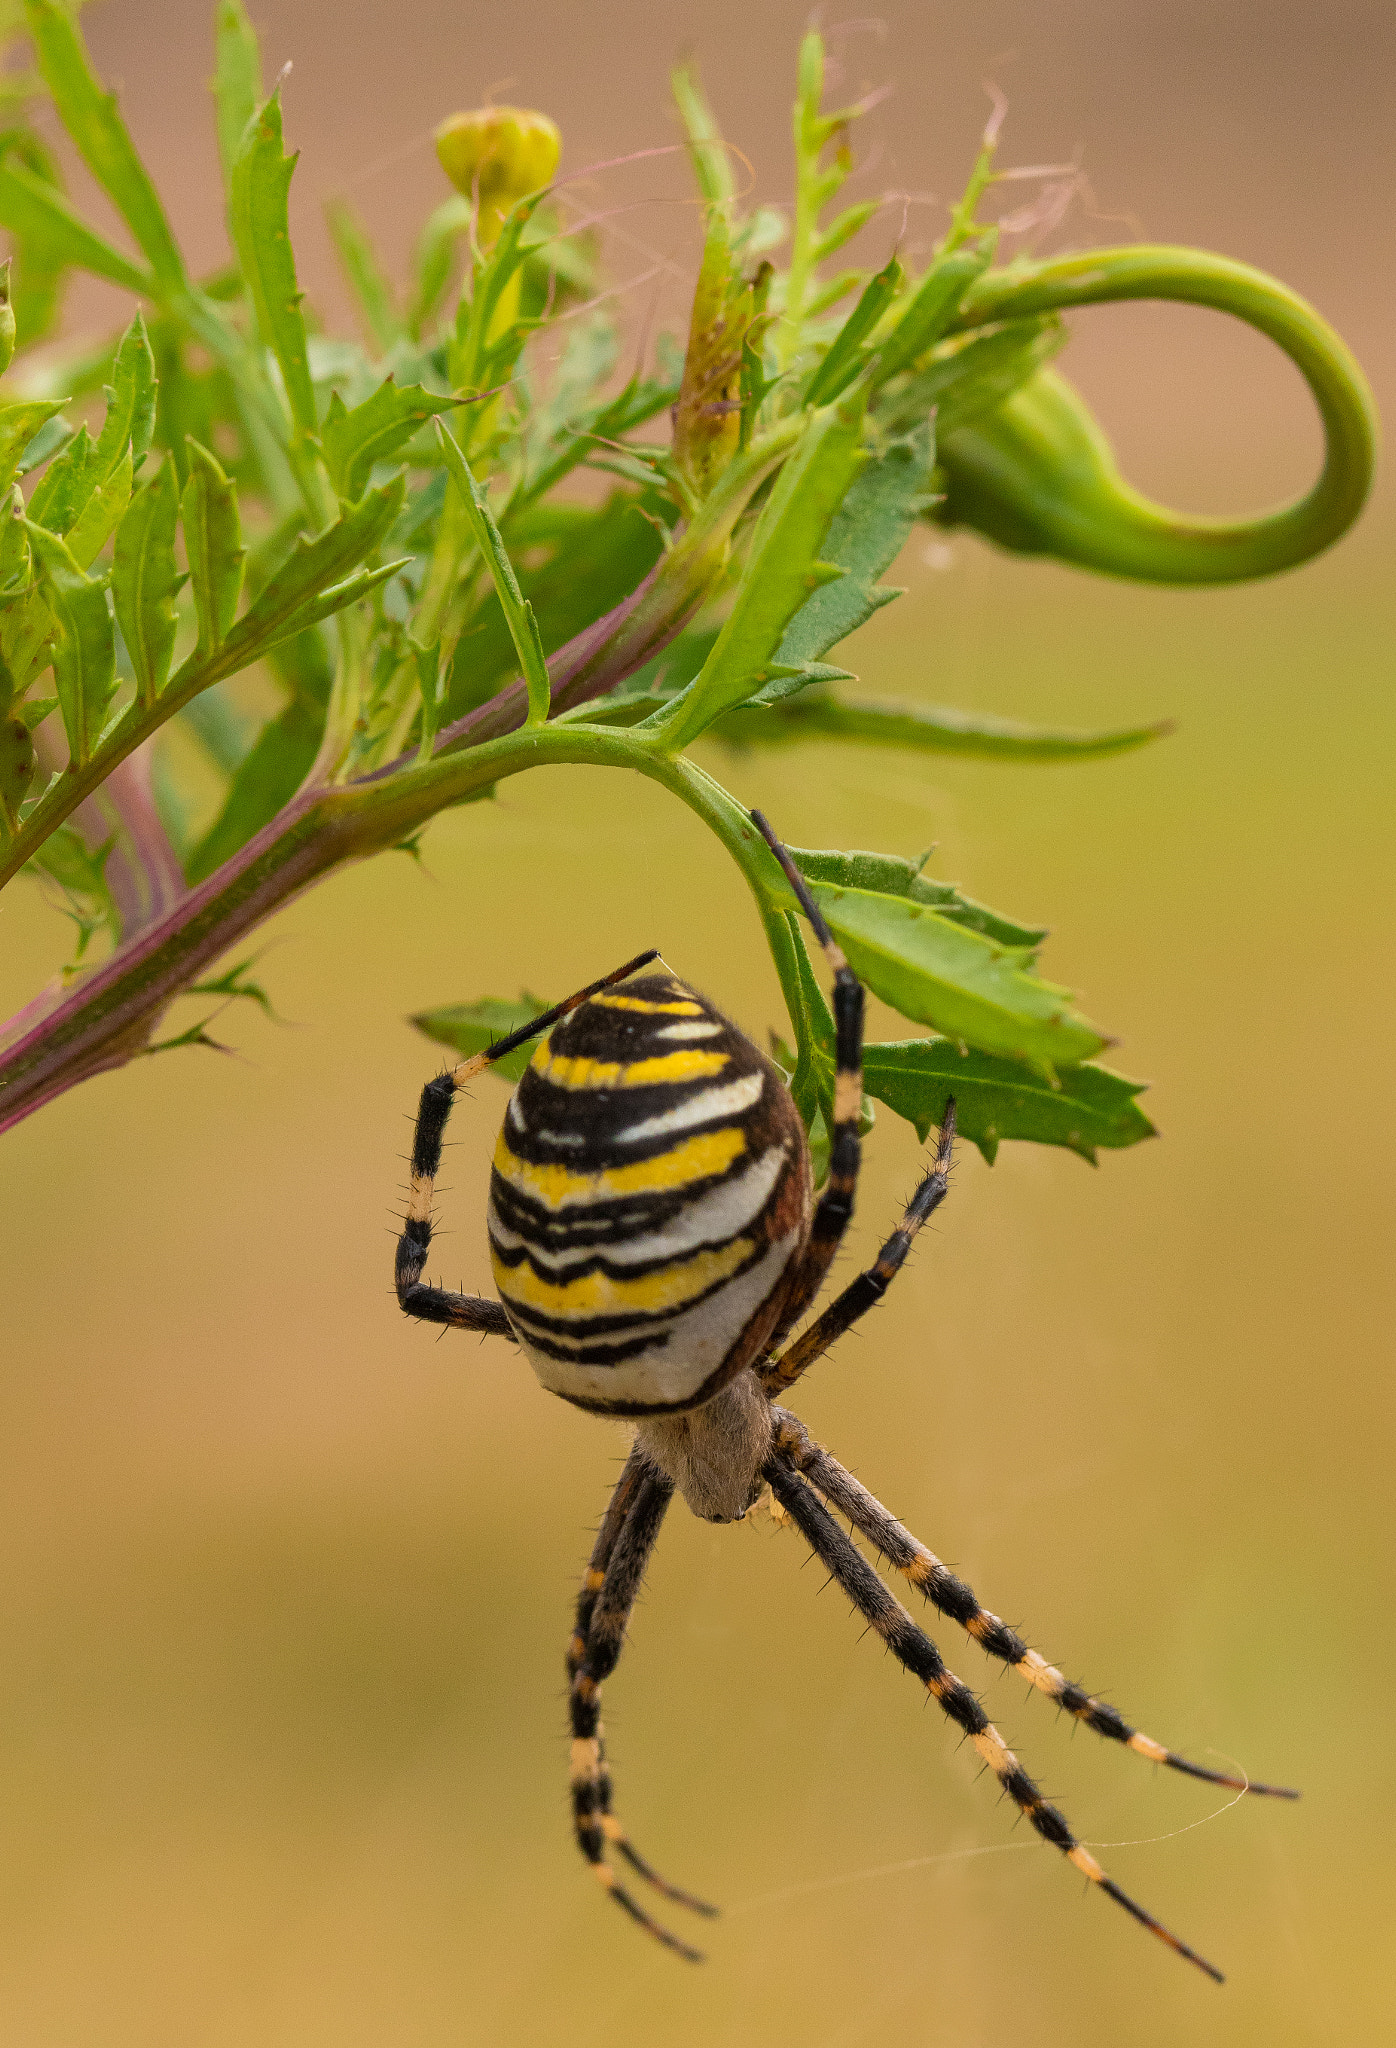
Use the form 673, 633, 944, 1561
769, 1408, 1298, 1799
750, 812, 865, 1332
569, 1459, 717, 1959
394, 948, 659, 1325
762, 1103, 956, 1396
764, 1454, 1229, 1983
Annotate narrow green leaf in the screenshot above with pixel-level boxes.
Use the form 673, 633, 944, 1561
324, 195, 401, 353
112, 455, 180, 701
0, 154, 150, 294
739, 659, 856, 708
228, 91, 316, 436
881, 317, 1063, 440
24, 0, 186, 287
873, 234, 997, 387
718, 690, 1173, 761
436, 419, 550, 725
90, 312, 157, 479
810, 198, 882, 267
21, 818, 120, 958
670, 58, 736, 206
322, 377, 458, 501
0, 397, 69, 500
213, 0, 262, 190
411, 993, 551, 1085
862, 1039, 1156, 1165
652, 391, 868, 749
66, 441, 132, 569
804, 257, 903, 408
181, 438, 245, 652
790, 845, 1047, 949
23, 519, 115, 764
807, 879, 1108, 1074
773, 422, 933, 668
407, 194, 470, 340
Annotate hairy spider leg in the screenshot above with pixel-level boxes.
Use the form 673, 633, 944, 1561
395, 948, 660, 1323
769, 1408, 1299, 1799
748, 812, 864, 1328
566, 1447, 717, 1915
762, 1102, 957, 1397
764, 1456, 1228, 1983
569, 1463, 715, 1958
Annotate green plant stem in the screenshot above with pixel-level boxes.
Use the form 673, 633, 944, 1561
0, 721, 800, 1134
946, 245, 1378, 580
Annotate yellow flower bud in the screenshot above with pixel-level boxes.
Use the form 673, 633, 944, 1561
434, 107, 561, 248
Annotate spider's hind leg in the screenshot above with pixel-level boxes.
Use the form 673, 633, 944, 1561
569, 1455, 717, 1959
764, 1451, 1229, 1982
769, 1407, 1298, 1800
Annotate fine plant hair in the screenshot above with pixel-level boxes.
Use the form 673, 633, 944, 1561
0, 3, 1375, 1142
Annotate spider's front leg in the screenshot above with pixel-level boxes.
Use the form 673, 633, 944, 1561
568, 1455, 717, 1959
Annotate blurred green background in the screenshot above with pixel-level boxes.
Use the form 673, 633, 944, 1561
0, 2, 1391, 2043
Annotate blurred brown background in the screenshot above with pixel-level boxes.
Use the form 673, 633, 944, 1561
1, 2, 1392, 2043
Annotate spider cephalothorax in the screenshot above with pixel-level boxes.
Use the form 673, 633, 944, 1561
393, 811, 1295, 1977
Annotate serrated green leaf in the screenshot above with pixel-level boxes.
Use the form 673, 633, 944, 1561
26, 421, 95, 534
112, 455, 180, 702
652, 393, 868, 750
717, 690, 1173, 762
774, 422, 932, 667
90, 312, 156, 479
325, 195, 401, 354
181, 438, 244, 653
0, 397, 69, 500
410, 993, 551, 1085
228, 90, 315, 436
740, 659, 856, 708
24, 0, 185, 287
214, 0, 262, 190
436, 419, 550, 724
23, 519, 114, 764
790, 846, 1047, 948
322, 377, 457, 501
861, 1038, 1155, 1164
206, 477, 404, 677
0, 152, 149, 294
806, 879, 1108, 1075
65, 441, 131, 569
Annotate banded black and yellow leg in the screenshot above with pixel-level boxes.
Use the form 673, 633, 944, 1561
764, 1455, 1230, 1983
769, 1408, 1298, 1798
750, 811, 864, 1322
762, 1103, 957, 1398
567, 1444, 693, 1905
395, 947, 659, 1328
569, 1461, 717, 1958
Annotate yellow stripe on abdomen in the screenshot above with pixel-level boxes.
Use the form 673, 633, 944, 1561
530, 1046, 729, 1091
493, 1235, 754, 1322
493, 1124, 746, 1211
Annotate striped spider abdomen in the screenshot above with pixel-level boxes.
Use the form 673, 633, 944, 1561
487, 975, 812, 1417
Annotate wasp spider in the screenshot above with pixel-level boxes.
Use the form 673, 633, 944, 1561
394, 811, 1294, 1978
